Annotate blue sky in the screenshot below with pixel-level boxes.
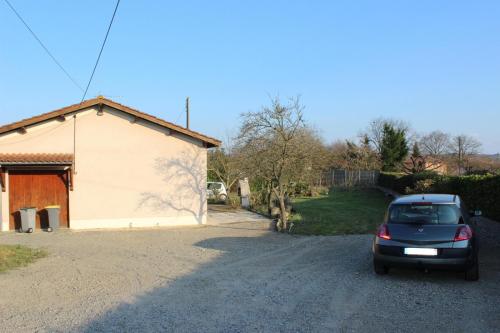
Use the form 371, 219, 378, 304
1, 1, 499, 153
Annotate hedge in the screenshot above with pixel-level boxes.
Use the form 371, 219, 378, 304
378, 172, 500, 221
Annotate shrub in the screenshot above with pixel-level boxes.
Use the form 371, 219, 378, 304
379, 171, 441, 193
292, 182, 310, 197
227, 193, 241, 209
378, 172, 405, 192
378, 172, 500, 220
406, 179, 435, 194
302, 186, 328, 197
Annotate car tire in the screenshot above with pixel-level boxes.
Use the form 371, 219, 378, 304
219, 194, 227, 202
374, 261, 389, 275
465, 261, 479, 281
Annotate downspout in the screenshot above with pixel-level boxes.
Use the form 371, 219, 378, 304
73, 114, 77, 175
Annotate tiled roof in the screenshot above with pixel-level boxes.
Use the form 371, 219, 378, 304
0, 153, 74, 165
0, 97, 221, 147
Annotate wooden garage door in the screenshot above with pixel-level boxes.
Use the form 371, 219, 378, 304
9, 170, 69, 230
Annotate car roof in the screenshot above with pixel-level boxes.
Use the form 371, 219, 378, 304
392, 194, 460, 206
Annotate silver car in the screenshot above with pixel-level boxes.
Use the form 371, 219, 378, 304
207, 182, 228, 201
372, 194, 480, 281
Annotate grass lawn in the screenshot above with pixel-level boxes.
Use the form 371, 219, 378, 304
0, 245, 47, 273
291, 188, 392, 235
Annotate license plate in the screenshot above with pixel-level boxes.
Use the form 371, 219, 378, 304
404, 248, 438, 256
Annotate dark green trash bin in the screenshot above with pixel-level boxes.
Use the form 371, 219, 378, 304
45, 206, 60, 232
19, 207, 36, 233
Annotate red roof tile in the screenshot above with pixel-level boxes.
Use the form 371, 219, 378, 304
0, 153, 74, 164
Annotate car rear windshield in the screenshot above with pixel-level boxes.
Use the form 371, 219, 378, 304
207, 183, 222, 190
388, 204, 460, 225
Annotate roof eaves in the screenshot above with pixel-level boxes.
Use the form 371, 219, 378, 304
0, 98, 221, 147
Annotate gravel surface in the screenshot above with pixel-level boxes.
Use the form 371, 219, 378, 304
0, 212, 499, 333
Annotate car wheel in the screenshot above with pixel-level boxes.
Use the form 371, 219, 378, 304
219, 194, 227, 201
465, 261, 479, 281
374, 261, 389, 275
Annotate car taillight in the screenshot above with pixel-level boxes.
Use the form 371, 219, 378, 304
454, 225, 473, 241
377, 224, 391, 240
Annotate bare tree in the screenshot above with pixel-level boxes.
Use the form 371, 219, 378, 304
288, 128, 331, 188
403, 142, 443, 174
208, 134, 245, 191
402, 142, 421, 174
328, 140, 380, 171
466, 155, 500, 175
449, 135, 482, 175
237, 96, 308, 232
360, 117, 411, 154
420, 130, 451, 156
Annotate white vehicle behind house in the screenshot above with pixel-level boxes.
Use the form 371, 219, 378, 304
207, 182, 228, 201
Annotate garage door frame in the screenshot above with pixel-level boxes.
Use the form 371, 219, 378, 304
6, 167, 71, 230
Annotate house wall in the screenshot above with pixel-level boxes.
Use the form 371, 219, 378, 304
0, 106, 207, 230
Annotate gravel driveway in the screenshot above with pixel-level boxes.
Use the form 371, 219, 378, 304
0, 211, 499, 332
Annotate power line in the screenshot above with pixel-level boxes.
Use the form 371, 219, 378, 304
3, 0, 84, 92
175, 108, 185, 124
80, 0, 121, 102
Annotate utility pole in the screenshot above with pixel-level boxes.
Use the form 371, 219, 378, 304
185, 97, 190, 129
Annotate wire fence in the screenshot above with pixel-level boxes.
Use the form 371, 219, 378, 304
318, 169, 380, 188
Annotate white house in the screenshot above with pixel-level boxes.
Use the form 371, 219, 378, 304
0, 97, 220, 231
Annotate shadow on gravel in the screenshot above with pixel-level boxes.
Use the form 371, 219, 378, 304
78, 235, 279, 332
78, 232, 369, 332
78, 218, 500, 333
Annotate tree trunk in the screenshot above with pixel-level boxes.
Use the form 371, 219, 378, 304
267, 183, 273, 215
278, 194, 288, 231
